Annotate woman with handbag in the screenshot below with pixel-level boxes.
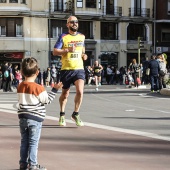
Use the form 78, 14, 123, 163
157, 54, 167, 90
129, 58, 140, 88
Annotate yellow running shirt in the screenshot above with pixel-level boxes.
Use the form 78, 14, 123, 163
54, 32, 85, 70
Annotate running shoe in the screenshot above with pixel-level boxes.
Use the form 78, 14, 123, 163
29, 164, 47, 170
59, 115, 66, 126
20, 163, 28, 170
71, 114, 84, 126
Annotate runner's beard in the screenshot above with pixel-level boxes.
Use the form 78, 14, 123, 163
69, 26, 78, 32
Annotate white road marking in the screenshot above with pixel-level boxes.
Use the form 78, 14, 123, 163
125, 109, 135, 112
0, 106, 170, 142
139, 93, 170, 100
91, 93, 170, 114
0, 101, 17, 102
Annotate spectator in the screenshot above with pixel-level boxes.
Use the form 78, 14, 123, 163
2, 61, 9, 92
106, 65, 114, 85
7, 63, 13, 92
129, 59, 140, 88
13, 64, 20, 88
37, 68, 42, 85
0, 66, 2, 90
86, 66, 94, 86
142, 57, 150, 84
45, 67, 51, 87
148, 54, 160, 92
51, 65, 58, 84
157, 54, 167, 90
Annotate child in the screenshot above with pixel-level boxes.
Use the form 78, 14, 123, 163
17, 57, 62, 170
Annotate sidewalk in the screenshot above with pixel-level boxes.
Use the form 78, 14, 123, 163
1, 83, 170, 96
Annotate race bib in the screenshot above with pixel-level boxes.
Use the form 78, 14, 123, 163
68, 52, 81, 60
95, 69, 99, 73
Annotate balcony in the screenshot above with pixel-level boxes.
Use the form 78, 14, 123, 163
0, 0, 6, 3
103, 6, 122, 16
129, 8, 150, 18
51, 1, 74, 13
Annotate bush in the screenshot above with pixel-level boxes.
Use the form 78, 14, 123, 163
165, 78, 170, 86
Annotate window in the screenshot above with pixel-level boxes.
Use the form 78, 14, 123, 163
50, 20, 67, 38
9, 0, 18, 3
101, 22, 118, 40
20, 0, 26, 4
168, 0, 170, 14
100, 53, 118, 68
162, 30, 170, 42
134, 0, 141, 16
0, 26, 6, 36
77, 0, 83, 8
106, 0, 114, 14
79, 21, 93, 39
16, 24, 22, 36
127, 23, 146, 41
0, 0, 6, 3
86, 0, 96, 8
98, 0, 101, 9
54, 0, 63, 11
52, 27, 63, 38
0, 18, 23, 37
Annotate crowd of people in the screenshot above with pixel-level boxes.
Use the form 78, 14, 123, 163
0, 61, 62, 92
0, 62, 22, 92
85, 53, 169, 92
0, 54, 169, 94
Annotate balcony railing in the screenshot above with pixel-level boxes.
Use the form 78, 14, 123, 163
51, 0, 74, 13
9, 0, 18, 3
0, 0, 6, 3
129, 8, 150, 17
103, 6, 122, 16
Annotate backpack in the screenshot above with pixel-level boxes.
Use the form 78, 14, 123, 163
134, 64, 140, 73
4, 70, 9, 78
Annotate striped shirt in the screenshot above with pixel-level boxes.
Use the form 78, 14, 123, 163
17, 81, 58, 122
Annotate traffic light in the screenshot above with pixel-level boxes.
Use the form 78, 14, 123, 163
138, 37, 144, 49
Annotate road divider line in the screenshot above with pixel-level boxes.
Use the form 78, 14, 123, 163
1, 109, 170, 142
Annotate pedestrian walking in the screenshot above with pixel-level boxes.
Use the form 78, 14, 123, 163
157, 54, 167, 90
53, 15, 88, 127
17, 57, 63, 170
148, 54, 160, 92
129, 59, 140, 88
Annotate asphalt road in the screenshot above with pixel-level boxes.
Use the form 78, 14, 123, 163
0, 85, 170, 170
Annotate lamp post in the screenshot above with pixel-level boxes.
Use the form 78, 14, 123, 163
48, 0, 51, 67
153, 0, 156, 54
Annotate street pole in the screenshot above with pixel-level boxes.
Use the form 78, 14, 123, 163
153, 0, 156, 54
48, 0, 51, 67
138, 37, 141, 78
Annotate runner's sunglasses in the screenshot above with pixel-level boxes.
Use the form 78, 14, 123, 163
68, 20, 78, 24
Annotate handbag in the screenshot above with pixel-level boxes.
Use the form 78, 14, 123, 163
159, 70, 165, 76
146, 68, 150, 75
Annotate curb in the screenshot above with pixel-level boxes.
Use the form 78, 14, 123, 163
160, 88, 170, 96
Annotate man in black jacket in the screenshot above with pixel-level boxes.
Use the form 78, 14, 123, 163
148, 55, 160, 92
142, 57, 150, 84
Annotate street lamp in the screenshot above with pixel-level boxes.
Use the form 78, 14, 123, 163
48, 0, 51, 67
153, 0, 156, 54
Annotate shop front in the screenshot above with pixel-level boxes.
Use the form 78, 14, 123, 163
0, 52, 24, 68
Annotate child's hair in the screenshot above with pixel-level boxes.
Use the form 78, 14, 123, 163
21, 57, 38, 77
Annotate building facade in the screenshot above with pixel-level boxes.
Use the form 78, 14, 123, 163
154, 0, 170, 67
0, 0, 153, 70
